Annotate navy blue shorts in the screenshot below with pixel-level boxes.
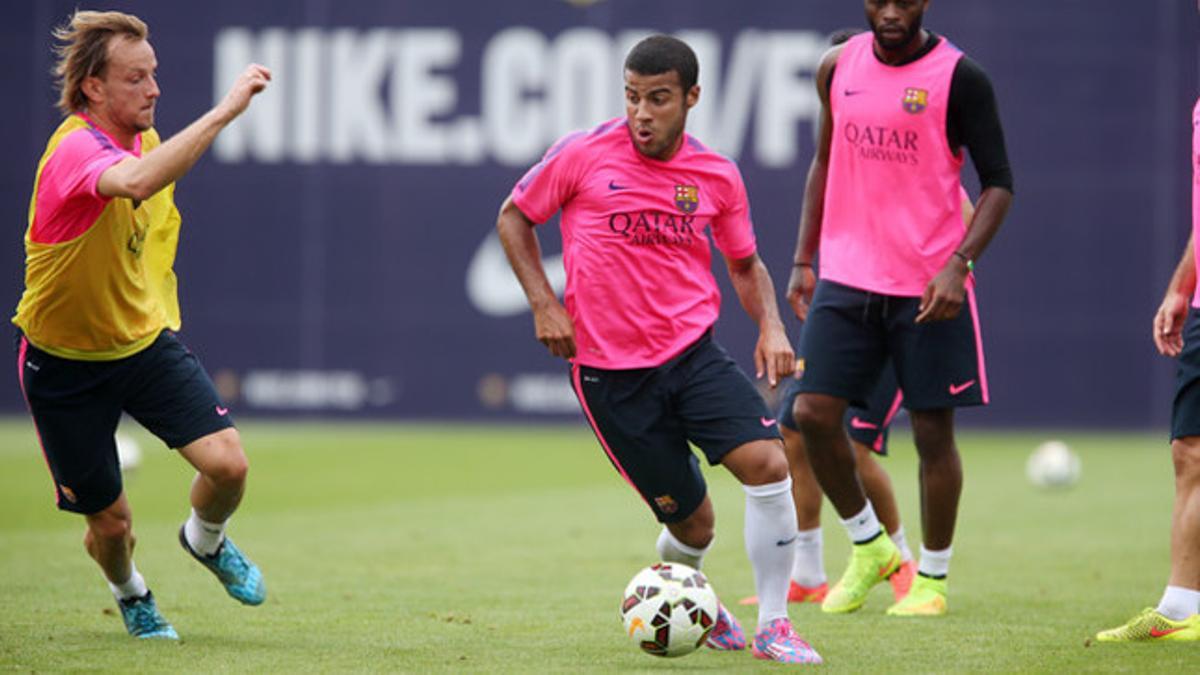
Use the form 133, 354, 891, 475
570, 331, 780, 523
779, 363, 904, 455
16, 330, 234, 514
796, 279, 988, 411
1172, 309, 1200, 440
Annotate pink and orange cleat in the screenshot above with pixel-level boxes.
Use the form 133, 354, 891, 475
738, 580, 829, 606
705, 603, 746, 651
751, 618, 823, 664
889, 560, 916, 602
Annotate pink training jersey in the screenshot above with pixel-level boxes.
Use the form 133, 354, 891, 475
1192, 97, 1200, 307
31, 113, 138, 244
511, 118, 758, 369
821, 32, 966, 296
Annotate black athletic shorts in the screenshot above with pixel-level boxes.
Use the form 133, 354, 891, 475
779, 362, 904, 455
16, 330, 234, 514
570, 331, 781, 523
795, 279, 988, 411
1172, 308, 1200, 440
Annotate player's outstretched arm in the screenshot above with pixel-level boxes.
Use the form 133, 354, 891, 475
787, 46, 840, 322
98, 64, 271, 201
726, 253, 794, 387
1154, 235, 1197, 357
496, 196, 576, 360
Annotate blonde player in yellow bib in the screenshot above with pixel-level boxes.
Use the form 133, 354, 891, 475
14, 10, 270, 639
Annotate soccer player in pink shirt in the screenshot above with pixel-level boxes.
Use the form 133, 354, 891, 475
1095, 12, 1200, 638
497, 35, 821, 664
787, 0, 1014, 617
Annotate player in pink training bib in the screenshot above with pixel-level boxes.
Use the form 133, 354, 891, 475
497, 35, 821, 665
1095, 90, 1200, 641
785, 0, 1014, 618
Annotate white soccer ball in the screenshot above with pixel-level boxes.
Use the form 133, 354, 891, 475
1025, 440, 1080, 488
115, 433, 143, 474
620, 562, 719, 658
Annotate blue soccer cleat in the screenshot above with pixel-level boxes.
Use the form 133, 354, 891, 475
179, 526, 266, 606
118, 591, 179, 640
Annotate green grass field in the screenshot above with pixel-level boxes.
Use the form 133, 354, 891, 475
0, 418, 1194, 672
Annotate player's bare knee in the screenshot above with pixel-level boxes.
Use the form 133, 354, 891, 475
756, 446, 791, 484
911, 410, 957, 458
196, 434, 249, 486
724, 440, 788, 485
676, 523, 714, 550
207, 448, 249, 487
791, 396, 840, 438
672, 513, 714, 549
86, 510, 132, 544
1171, 439, 1200, 483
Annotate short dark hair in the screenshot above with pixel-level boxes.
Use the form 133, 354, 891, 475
829, 28, 863, 46
623, 35, 698, 93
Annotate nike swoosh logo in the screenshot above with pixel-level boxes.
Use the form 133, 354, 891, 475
466, 232, 565, 317
775, 536, 797, 547
1149, 626, 1186, 638
844, 89, 866, 96
877, 554, 900, 578
760, 417, 777, 427
216, 406, 229, 416
608, 180, 628, 190
948, 380, 976, 396
627, 617, 645, 637
849, 417, 878, 430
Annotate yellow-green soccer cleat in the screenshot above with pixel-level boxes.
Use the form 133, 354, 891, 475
1095, 608, 1200, 642
821, 534, 901, 614
886, 573, 947, 616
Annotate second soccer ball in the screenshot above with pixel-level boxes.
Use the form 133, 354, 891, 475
1026, 440, 1081, 489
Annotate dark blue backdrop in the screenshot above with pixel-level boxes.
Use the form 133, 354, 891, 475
3, 1, 1198, 427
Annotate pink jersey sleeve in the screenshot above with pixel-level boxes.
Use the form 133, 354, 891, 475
32, 128, 130, 244
510, 130, 589, 224
709, 164, 757, 260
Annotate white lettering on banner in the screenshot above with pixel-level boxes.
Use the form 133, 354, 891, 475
757, 32, 826, 166
330, 28, 391, 163
508, 374, 579, 413
482, 27, 547, 165
240, 370, 395, 410
214, 28, 288, 162
213, 26, 823, 167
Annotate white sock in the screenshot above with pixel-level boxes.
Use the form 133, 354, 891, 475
108, 562, 149, 601
918, 545, 953, 578
841, 502, 883, 544
890, 525, 914, 563
792, 527, 826, 587
185, 508, 226, 557
655, 527, 709, 570
1156, 585, 1200, 621
744, 478, 798, 626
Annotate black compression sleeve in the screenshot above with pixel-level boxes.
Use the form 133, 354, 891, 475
947, 57, 1014, 192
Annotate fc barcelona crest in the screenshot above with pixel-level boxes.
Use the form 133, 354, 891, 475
902, 88, 928, 114
674, 184, 699, 214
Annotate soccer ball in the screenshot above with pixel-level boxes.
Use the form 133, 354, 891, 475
619, 562, 719, 658
1025, 440, 1080, 488
115, 433, 143, 474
